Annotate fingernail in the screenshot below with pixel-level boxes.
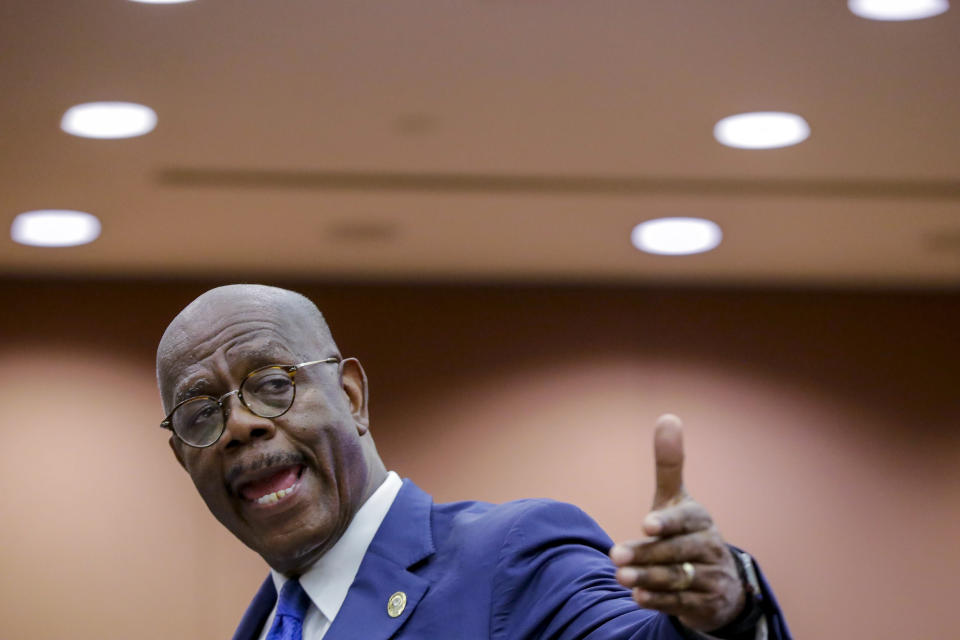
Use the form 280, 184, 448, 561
617, 567, 639, 584
644, 514, 662, 534
633, 588, 650, 604
609, 545, 632, 564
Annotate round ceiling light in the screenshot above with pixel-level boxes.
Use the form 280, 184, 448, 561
631, 217, 722, 256
11, 210, 102, 247
848, 0, 949, 21
713, 111, 810, 149
61, 102, 157, 139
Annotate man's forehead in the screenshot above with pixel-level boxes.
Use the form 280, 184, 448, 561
157, 284, 337, 404
165, 313, 291, 360
163, 289, 321, 354
178, 334, 299, 370
164, 318, 321, 375
167, 338, 299, 403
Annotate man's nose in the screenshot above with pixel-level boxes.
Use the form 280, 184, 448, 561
221, 395, 276, 449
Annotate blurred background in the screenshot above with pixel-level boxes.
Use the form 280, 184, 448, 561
1, 2, 958, 638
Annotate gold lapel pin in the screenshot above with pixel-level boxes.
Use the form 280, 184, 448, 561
387, 591, 407, 618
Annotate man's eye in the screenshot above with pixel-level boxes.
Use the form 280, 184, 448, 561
251, 375, 292, 396
182, 402, 219, 427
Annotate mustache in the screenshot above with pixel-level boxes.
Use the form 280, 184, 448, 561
225, 451, 306, 487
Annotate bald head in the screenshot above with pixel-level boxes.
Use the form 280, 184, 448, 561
156, 285, 385, 573
157, 284, 337, 410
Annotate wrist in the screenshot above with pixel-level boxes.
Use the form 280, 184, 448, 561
707, 548, 765, 639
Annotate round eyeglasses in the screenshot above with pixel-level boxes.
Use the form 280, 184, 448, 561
160, 357, 341, 448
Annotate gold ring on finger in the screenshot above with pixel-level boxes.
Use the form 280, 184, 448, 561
677, 561, 695, 590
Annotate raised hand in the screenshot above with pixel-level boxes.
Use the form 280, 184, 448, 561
609, 414, 745, 632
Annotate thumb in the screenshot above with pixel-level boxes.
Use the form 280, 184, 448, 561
652, 413, 685, 509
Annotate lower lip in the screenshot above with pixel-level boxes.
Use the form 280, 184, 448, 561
244, 468, 306, 511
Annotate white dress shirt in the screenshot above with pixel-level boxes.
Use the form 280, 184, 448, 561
256, 471, 402, 640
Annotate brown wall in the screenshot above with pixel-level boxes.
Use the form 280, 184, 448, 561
1, 280, 957, 639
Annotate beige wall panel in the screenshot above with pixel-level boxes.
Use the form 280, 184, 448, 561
0, 281, 957, 639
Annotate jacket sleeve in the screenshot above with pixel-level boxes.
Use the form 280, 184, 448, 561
489, 499, 685, 640
488, 500, 790, 640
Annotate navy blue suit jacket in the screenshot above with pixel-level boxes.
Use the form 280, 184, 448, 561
233, 479, 789, 640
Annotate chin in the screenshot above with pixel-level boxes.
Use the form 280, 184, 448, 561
256, 523, 336, 574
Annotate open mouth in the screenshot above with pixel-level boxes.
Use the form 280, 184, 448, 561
238, 464, 305, 506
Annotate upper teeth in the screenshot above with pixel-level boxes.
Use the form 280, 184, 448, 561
255, 485, 295, 505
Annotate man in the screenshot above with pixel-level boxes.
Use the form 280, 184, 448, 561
157, 284, 790, 640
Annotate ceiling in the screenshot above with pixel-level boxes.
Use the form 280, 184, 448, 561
2, 1, 959, 287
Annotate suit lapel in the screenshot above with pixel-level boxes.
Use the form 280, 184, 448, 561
324, 479, 435, 640
232, 575, 276, 640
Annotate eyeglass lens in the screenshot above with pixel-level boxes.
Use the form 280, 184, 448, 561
172, 396, 224, 447
170, 366, 296, 446
241, 366, 296, 417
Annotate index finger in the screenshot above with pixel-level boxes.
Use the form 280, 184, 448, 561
652, 413, 685, 508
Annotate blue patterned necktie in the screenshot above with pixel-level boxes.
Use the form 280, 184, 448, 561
265, 578, 312, 640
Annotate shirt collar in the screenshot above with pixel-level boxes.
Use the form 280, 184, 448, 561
270, 470, 403, 622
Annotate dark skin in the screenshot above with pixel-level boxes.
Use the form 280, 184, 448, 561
157, 285, 387, 575
610, 414, 746, 631
158, 286, 745, 631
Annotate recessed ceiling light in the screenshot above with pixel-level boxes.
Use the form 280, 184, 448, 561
848, 0, 949, 21
128, 0, 196, 4
713, 111, 810, 149
11, 210, 102, 247
61, 102, 157, 139
631, 217, 722, 256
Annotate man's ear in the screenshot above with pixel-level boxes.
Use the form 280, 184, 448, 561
168, 436, 188, 470
339, 357, 369, 434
